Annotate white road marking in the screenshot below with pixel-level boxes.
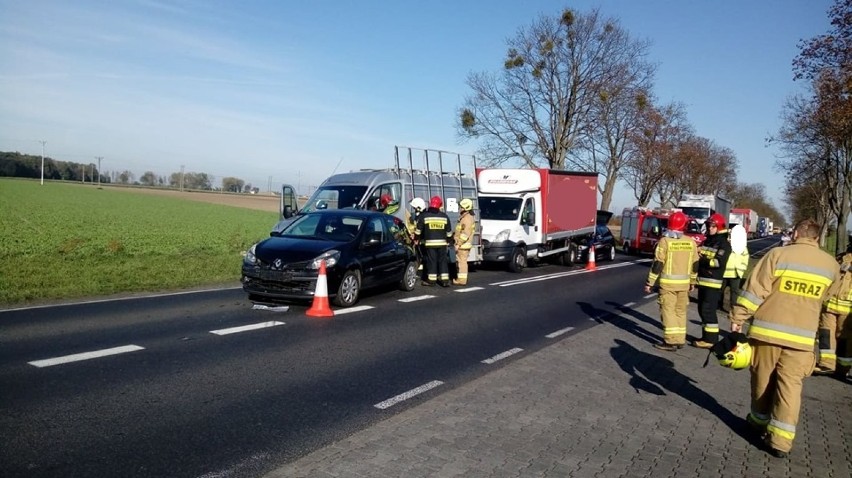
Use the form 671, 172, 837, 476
623, 301, 636, 307
374, 380, 444, 410
643, 293, 657, 299
251, 304, 289, 312
398, 295, 435, 302
546, 327, 575, 338
491, 261, 642, 287
332, 305, 375, 315
29, 345, 145, 368
454, 287, 484, 293
1, 286, 242, 313
210, 321, 284, 335
481, 347, 524, 364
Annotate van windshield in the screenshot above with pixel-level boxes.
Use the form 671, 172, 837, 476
479, 197, 523, 220
302, 186, 368, 213
680, 207, 710, 221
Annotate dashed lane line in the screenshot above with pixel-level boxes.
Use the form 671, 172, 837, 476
398, 295, 436, 303
623, 301, 636, 307
374, 380, 444, 410
545, 327, 575, 338
332, 305, 375, 315
481, 347, 524, 364
454, 287, 484, 293
210, 321, 285, 336
643, 293, 657, 299
28, 345, 145, 368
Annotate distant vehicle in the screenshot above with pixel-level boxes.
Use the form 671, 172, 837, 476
729, 208, 759, 239
578, 210, 616, 262
676, 194, 733, 229
476, 168, 598, 271
757, 217, 774, 238
241, 210, 418, 307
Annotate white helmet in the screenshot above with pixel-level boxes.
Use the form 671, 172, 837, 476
410, 197, 426, 211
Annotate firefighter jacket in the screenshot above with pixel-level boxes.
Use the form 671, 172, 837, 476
646, 231, 698, 291
405, 209, 419, 237
454, 212, 475, 250
697, 229, 731, 289
822, 252, 852, 333
731, 237, 841, 351
723, 248, 750, 279
414, 207, 452, 248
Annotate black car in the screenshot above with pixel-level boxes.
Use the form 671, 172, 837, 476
242, 210, 418, 307
579, 210, 616, 262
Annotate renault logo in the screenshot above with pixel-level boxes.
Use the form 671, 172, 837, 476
273, 259, 283, 269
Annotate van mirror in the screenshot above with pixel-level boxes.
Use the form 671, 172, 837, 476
283, 205, 294, 219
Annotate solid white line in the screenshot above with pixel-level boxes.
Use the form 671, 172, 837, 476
210, 321, 284, 335
374, 380, 444, 410
623, 301, 636, 307
643, 293, 657, 299
495, 262, 637, 287
398, 295, 435, 303
251, 304, 290, 312
454, 287, 484, 293
332, 305, 375, 315
481, 347, 524, 364
29, 345, 145, 368
545, 327, 575, 338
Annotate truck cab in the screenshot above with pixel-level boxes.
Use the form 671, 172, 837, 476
621, 207, 705, 255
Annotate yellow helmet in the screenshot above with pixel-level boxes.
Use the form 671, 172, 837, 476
714, 333, 752, 370
459, 198, 473, 211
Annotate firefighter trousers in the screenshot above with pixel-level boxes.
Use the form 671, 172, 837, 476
658, 288, 688, 345
697, 286, 722, 343
748, 340, 815, 453
424, 246, 449, 284
455, 248, 470, 285
817, 313, 837, 371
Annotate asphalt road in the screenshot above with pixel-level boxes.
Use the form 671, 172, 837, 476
0, 236, 780, 478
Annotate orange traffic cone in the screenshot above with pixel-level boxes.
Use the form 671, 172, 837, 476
306, 260, 334, 317
586, 246, 597, 271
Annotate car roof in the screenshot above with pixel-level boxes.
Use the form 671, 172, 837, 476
302, 209, 386, 219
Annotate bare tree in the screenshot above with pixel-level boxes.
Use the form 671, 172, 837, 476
457, 7, 654, 210
624, 99, 691, 206
654, 135, 738, 208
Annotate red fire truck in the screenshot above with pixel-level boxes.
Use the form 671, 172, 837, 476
620, 207, 705, 255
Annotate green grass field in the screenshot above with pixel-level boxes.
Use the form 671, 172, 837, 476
0, 179, 277, 306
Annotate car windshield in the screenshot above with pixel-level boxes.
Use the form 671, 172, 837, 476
479, 197, 523, 220
301, 186, 368, 213
281, 213, 364, 241
680, 207, 710, 221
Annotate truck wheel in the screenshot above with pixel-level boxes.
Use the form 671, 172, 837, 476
508, 247, 526, 273
622, 243, 631, 255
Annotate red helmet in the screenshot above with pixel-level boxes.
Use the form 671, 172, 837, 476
707, 213, 726, 229
668, 211, 687, 232
429, 196, 443, 209
380, 194, 393, 208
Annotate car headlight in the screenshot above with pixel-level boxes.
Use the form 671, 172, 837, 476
494, 229, 511, 242
244, 244, 258, 265
309, 250, 340, 269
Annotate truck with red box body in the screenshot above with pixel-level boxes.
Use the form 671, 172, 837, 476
476, 168, 598, 272
728, 208, 759, 239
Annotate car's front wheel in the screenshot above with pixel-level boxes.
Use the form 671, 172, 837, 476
399, 261, 417, 291
607, 245, 616, 261
333, 269, 361, 307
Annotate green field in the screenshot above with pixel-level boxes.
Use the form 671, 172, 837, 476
0, 179, 277, 306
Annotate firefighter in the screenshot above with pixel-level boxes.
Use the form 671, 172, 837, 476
720, 224, 750, 312
644, 211, 699, 351
414, 196, 452, 287
815, 244, 852, 376
406, 197, 427, 275
378, 194, 400, 215
692, 213, 731, 349
730, 218, 841, 458
452, 198, 475, 286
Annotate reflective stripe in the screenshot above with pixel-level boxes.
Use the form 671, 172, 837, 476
748, 411, 770, 425
819, 351, 837, 360
767, 419, 796, 440
703, 324, 719, 333
664, 327, 687, 334
750, 319, 816, 346
697, 277, 723, 288
737, 290, 763, 311
424, 240, 448, 247
837, 356, 852, 366
774, 262, 836, 284
826, 297, 852, 314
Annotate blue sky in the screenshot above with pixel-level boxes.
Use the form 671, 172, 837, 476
0, 0, 832, 215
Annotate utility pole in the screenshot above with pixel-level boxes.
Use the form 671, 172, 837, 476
95, 156, 103, 187
38, 140, 46, 185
